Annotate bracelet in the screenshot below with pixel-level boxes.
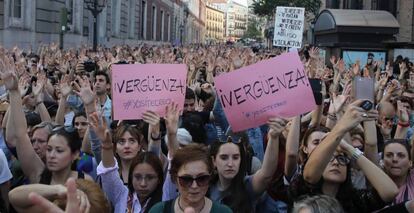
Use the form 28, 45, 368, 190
36, 101, 43, 106
151, 133, 161, 141
101, 143, 113, 150
350, 148, 363, 161
398, 122, 410, 128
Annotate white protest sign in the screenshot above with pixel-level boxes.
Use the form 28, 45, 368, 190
273, 7, 305, 48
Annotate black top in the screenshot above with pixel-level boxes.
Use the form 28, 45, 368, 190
289, 174, 388, 213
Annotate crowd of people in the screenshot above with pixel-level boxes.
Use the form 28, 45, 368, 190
0, 42, 412, 213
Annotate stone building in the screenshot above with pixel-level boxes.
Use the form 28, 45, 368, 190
206, 4, 224, 43
0, 0, 206, 49
225, 0, 247, 41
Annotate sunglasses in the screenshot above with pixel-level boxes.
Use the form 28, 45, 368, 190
52, 125, 77, 134
177, 174, 211, 188
330, 155, 350, 166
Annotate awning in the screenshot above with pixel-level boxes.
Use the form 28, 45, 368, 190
313, 9, 399, 47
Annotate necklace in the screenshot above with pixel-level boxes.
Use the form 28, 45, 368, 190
178, 197, 205, 213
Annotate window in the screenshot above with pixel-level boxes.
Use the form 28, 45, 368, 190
128, 0, 135, 38
152, 5, 156, 40
10, 0, 22, 18
326, 0, 340, 9
161, 10, 164, 41
111, 0, 120, 35
141, 1, 147, 39
343, 0, 362, 9
167, 14, 171, 42
373, 0, 397, 17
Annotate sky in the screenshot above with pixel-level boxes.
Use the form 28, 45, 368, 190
233, 0, 248, 7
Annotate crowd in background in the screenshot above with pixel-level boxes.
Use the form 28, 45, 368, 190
0, 42, 412, 213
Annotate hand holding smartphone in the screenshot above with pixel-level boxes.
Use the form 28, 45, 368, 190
353, 77, 375, 110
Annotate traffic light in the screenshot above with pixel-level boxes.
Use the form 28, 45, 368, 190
61, 7, 71, 32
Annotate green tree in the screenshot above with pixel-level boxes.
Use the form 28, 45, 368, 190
243, 20, 262, 39
252, 0, 321, 19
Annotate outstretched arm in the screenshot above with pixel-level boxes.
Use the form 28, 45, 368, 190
1, 56, 44, 183
251, 117, 286, 194
304, 100, 378, 184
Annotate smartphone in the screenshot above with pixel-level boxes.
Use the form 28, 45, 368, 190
309, 78, 323, 105
353, 77, 375, 103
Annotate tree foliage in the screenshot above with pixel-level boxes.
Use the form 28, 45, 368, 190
243, 20, 262, 39
251, 0, 322, 18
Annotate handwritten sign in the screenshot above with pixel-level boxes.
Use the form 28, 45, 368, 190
111, 64, 187, 120
273, 7, 305, 48
214, 51, 316, 132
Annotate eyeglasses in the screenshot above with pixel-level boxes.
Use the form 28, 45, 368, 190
383, 116, 394, 122
52, 125, 77, 134
177, 174, 211, 188
134, 174, 158, 183
330, 155, 350, 166
219, 136, 242, 144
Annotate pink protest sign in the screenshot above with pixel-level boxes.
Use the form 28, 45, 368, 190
111, 64, 187, 120
214, 51, 316, 132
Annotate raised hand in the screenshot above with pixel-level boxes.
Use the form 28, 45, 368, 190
378, 73, 388, 89
336, 58, 345, 73
352, 61, 361, 76
142, 110, 161, 138
309, 47, 320, 59
32, 73, 47, 102
399, 62, 408, 74
59, 75, 73, 98
332, 92, 350, 114
18, 75, 30, 97
164, 103, 180, 136
89, 112, 110, 145
75, 76, 95, 106
397, 100, 409, 124
0, 56, 18, 90
330, 55, 337, 66
267, 117, 287, 138
334, 100, 378, 133
28, 178, 90, 213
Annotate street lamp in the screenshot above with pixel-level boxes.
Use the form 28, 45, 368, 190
179, 24, 184, 45
85, 0, 106, 51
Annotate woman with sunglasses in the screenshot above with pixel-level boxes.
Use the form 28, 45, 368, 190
208, 117, 286, 213
90, 113, 164, 213
150, 144, 231, 213
2, 66, 93, 185
290, 100, 399, 212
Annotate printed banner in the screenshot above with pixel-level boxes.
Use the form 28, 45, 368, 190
214, 51, 316, 132
273, 7, 305, 48
111, 64, 187, 120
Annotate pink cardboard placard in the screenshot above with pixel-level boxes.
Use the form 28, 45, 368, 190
214, 51, 316, 132
111, 64, 187, 120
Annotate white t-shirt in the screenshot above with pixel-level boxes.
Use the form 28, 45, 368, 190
0, 149, 12, 184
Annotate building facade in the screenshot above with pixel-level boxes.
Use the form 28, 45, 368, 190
0, 0, 208, 49
323, 0, 413, 43
209, 0, 248, 41
225, 0, 247, 41
181, 0, 206, 44
206, 4, 224, 43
